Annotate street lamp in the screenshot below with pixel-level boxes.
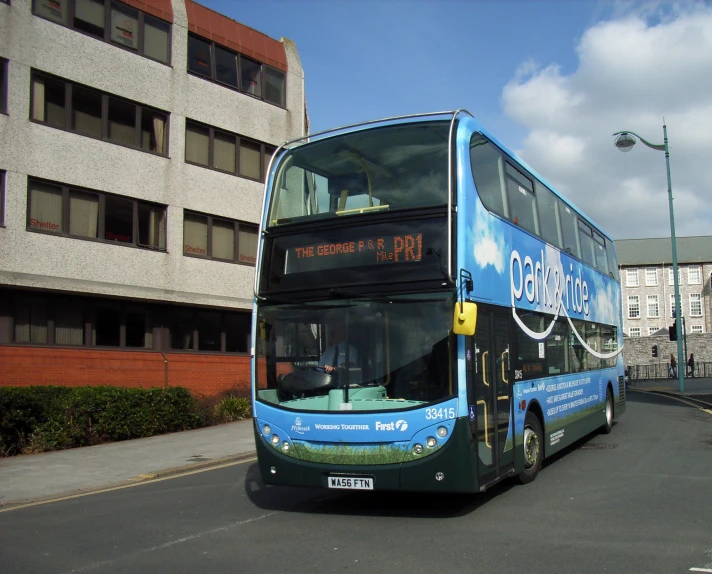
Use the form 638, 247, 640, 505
613, 123, 685, 393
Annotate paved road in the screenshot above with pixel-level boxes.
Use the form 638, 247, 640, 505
1, 392, 710, 574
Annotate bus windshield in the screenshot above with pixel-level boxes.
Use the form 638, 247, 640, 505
254, 293, 454, 411
267, 121, 450, 227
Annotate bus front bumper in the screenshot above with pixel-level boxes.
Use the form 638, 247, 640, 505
253, 418, 479, 493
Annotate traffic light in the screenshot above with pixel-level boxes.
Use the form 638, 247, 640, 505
669, 321, 677, 341
652, 344, 658, 358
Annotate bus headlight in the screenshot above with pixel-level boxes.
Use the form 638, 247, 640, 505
413, 443, 424, 455
437, 426, 448, 437
263, 425, 272, 435
271, 435, 280, 445
426, 436, 437, 448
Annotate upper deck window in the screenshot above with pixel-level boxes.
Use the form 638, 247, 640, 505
267, 122, 450, 227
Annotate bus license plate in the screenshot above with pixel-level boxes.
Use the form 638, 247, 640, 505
328, 476, 373, 490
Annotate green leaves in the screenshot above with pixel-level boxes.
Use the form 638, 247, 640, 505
0, 386, 203, 456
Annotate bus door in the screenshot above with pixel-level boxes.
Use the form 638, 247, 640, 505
467, 306, 513, 487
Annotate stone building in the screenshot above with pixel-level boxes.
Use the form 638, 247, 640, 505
615, 236, 712, 368
0, 0, 306, 394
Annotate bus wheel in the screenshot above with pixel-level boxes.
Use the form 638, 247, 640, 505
517, 411, 543, 484
600, 388, 614, 435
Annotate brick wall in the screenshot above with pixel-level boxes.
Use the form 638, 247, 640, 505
0, 347, 250, 397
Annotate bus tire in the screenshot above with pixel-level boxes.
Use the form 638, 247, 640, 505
517, 410, 543, 484
600, 388, 614, 435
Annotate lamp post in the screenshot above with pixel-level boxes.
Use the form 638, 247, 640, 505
613, 123, 684, 393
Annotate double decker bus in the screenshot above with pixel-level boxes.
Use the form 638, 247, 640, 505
251, 111, 624, 493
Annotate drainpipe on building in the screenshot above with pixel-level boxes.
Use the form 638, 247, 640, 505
160, 348, 169, 388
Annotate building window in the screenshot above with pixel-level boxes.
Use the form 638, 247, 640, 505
0, 170, 5, 226
627, 295, 640, 319
670, 294, 681, 319
185, 120, 276, 181
645, 268, 658, 286
183, 210, 257, 265
688, 266, 701, 284
0, 58, 7, 114
668, 268, 681, 286
625, 269, 639, 287
691, 325, 703, 334
689, 293, 702, 317
647, 295, 659, 318
648, 326, 659, 336
186, 34, 286, 107
27, 177, 167, 250
30, 70, 169, 155
629, 328, 640, 338
32, 0, 171, 64
6, 291, 153, 348
167, 308, 250, 353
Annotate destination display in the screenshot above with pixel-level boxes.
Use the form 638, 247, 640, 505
259, 216, 448, 293
285, 233, 423, 274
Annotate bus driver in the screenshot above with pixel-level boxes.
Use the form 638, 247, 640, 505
318, 323, 359, 373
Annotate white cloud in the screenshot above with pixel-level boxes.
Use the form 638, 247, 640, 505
501, 3, 712, 239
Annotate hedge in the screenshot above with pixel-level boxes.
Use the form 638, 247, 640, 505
0, 386, 204, 456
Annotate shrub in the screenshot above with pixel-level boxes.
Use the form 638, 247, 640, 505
214, 395, 252, 423
0, 386, 204, 456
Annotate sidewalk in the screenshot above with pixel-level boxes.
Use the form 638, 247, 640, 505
628, 376, 712, 398
0, 419, 257, 509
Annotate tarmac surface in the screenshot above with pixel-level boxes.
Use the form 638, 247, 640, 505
1, 377, 711, 510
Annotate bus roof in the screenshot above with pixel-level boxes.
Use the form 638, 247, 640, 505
274, 110, 613, 244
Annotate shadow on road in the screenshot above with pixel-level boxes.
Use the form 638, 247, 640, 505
243, 462, 515, 518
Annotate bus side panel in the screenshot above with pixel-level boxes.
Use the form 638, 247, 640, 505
514, 369, 617, 458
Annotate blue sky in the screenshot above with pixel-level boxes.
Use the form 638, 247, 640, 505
206, 0, 602, 141
203, 1, 712, 240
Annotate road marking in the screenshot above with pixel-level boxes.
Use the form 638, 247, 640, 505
0, 457, 257, 513
690, 568, 712, 572
628, 389, 712, 416
62, 511, 276, 574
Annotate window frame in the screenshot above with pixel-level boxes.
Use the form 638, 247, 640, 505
30, 70, 170, 157
182, 209, 258, 266
646, 294, 659, 318
689, 293, 702, 317
186, 33, 286, 109
26, 176, 167, 251
627, 295, 640, 319
184, 119, 276, 182
690, 325, 703, 334
645, 268, 658, 286
688, 266, 702, 285
668, 267, 681, 286
0, 57, 7, 114
32, 0, 172, 65
625, 269, 639, 287
628, 327, 641, 338
648, 326, 659, 336
0, 170, 5, 227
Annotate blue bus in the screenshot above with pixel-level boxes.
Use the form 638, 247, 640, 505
251, 110, 624, 493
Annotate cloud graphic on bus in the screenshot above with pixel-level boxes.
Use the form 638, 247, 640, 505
589, 273, 619, 327
472, 201, 506, 274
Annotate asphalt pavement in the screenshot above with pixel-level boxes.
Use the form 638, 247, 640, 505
1, 393, 711, 574
1, 377, 711, 510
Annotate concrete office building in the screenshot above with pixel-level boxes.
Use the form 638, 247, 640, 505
616, 236, 712, 367
0, 0, 306, 394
